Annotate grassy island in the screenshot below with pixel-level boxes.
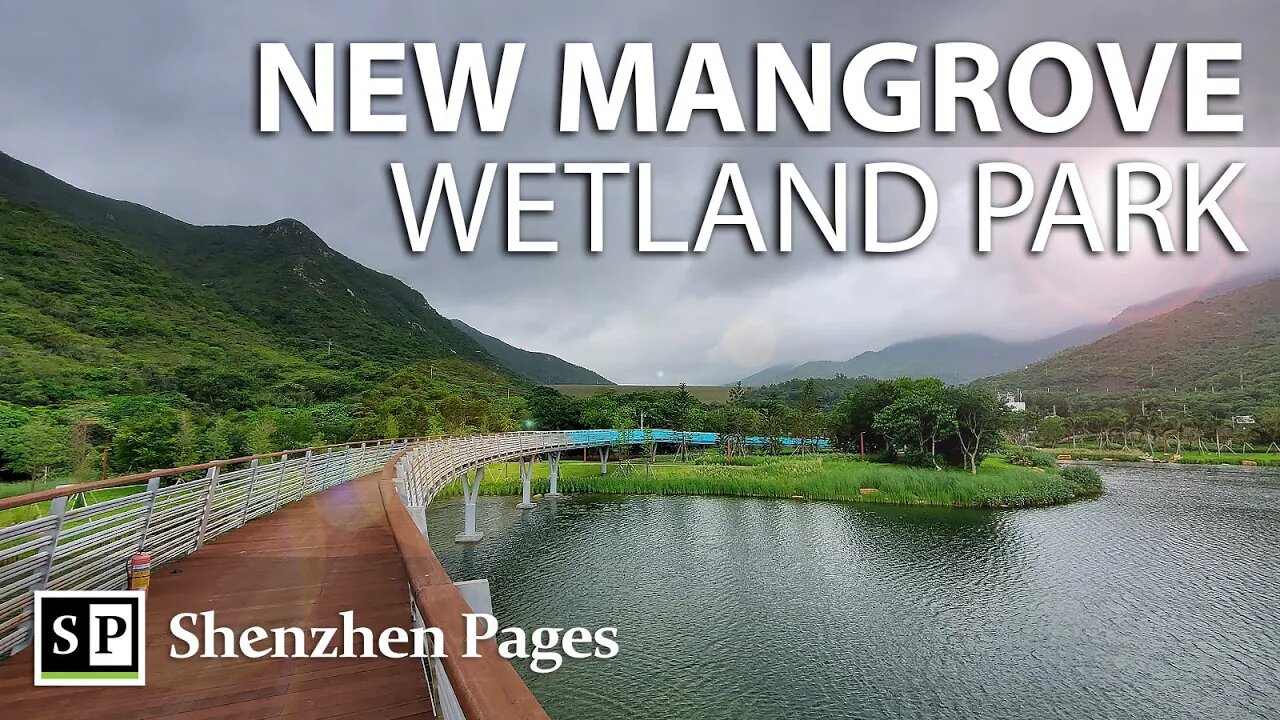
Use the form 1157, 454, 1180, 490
445, 454, 1103, 509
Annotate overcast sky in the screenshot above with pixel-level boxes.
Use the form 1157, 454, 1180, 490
2, 1, 1277, 384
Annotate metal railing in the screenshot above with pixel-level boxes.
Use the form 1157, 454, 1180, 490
393, 428, 828, 509
397, 431, 581, 507
0, 438, 420, 657
376, 433, 586, 720
1, 427, 819, 715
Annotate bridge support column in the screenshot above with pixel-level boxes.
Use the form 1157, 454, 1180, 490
599, 446, 609, 475
455, 467, 484, 543
546, 452, 562, 497
517, 457, 536, 509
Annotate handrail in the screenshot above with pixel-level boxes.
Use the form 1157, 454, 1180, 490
0, 439, 417, 656
1, 427, 828, 712
376, 450, 551, 719
0, 436, 435, 512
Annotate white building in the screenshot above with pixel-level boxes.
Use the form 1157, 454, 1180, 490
998, 391, 1026, 413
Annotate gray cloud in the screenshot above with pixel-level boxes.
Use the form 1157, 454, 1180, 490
1, 0, 1277, 383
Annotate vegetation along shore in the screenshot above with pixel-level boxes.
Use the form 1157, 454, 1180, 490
439, 453, 1104, 509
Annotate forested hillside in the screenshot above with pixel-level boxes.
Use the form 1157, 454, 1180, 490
451, 319, 612, 385
989, 277, 1280, 413
0, 151, 771, 490
0, 151, 495, 368
0, 196, 541, 480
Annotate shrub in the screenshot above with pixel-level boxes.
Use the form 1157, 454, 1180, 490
1005, 446, 1057, 469
1061, 465, 1103, 496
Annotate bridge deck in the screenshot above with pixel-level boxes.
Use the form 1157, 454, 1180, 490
0, 474, 432, 719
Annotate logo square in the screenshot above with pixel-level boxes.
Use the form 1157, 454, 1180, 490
33, 590, 146, 686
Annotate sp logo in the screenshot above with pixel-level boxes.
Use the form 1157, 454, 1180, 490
34, 590, 145, 686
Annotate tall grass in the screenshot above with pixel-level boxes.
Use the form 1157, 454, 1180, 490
444, 455, 1095, 508
1042, 447, 1280, 466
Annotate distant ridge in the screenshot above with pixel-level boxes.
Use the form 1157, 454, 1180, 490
451, 319, 612, 386
741, 325, 1108, 386
987, 275, 1280, 398
741, 269, 1279, 387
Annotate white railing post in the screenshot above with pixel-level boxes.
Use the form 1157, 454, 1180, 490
194, 466, 220, 551
271, 453, 290, 510
137, 476, 162, 550
300, 449, 315, 498
34, 495, 69, 592
238, 459, 260, 526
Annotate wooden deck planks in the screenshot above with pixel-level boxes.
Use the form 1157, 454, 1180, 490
0, 474, 434, 719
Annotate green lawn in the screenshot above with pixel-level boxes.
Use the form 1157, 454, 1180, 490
0, 481, 143, 527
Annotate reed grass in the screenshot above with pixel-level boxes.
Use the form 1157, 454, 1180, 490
441, 454, 1096, 508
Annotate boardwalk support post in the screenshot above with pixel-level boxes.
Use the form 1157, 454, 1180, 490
517, 457, 536, 509
396, 458, 429, 536
546, 452, 562, 497
456, 466, 484, 543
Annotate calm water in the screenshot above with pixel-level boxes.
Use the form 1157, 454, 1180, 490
426, 465, 1280, 719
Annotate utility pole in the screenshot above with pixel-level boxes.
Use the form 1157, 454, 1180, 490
859, 432, 865, 459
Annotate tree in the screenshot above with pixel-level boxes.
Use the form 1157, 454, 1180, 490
1252, 407, 1280, 445
950, 387, 1010, 474
873, 382, 956, 470
8, 417, 68, 488
112, 408, 185, 473
1035, 415, 1067, 447
794, 379, 821, 452
828, 379, 900, 452
759, 401, 789, 455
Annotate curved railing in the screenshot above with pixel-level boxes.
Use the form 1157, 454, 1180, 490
378, 429, 788, 719
0, 428, 823, 717
0, 438, 424, 657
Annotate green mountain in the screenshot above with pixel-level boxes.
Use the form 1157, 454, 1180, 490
0, 151, 611, 479
450, 319, 612, 386
988, 276, 1280, 403
0, 196, 347, 410
0, 150, 494, 369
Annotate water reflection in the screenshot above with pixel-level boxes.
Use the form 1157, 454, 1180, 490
427, 465, 1280, 720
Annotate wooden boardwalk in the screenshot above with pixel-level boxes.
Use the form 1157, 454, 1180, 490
0, 474, 433, 719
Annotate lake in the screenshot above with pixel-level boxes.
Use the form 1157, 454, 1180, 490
427, 464, 1280, 719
